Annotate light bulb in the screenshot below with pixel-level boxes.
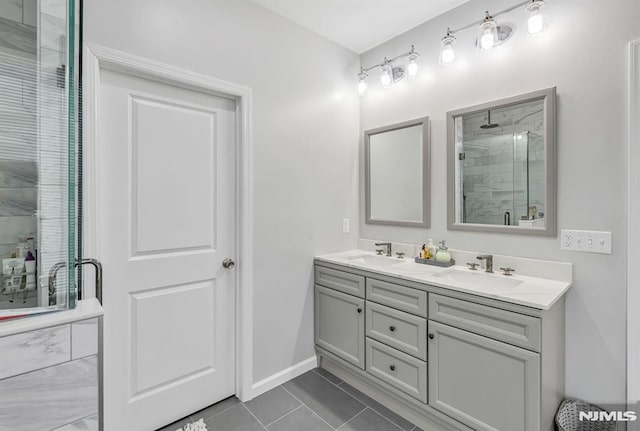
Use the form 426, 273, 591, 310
477, 12, 499, 51
481, 31, 495, 50
357, 78, 367, 96
380, 64, 392, 88
528, 13, 543, 34
441, 46, 455, 64
439, 31, 456, 65
407, 57, 418, 77
526, 1, 547, 35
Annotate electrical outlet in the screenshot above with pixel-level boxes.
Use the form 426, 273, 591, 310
342, 218, 350, 234
560, 229, 612, 254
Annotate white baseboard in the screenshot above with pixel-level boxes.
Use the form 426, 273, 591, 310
250, 356, 318, 399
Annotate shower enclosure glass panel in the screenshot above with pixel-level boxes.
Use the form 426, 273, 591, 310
459, 131, 543, 225
0, 0, 77, 319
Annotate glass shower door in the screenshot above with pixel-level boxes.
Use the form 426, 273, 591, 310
0, 0, 77, 319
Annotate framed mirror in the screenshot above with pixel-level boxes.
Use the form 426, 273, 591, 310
447, 87, 556, 236
365, 117, 430, 228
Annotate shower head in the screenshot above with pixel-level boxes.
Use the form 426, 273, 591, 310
480, 110, 499, 129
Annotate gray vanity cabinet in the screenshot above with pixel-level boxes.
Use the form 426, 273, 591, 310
428, 320, 540, 431
315, 284, 365, 369
314, 261, 564, 431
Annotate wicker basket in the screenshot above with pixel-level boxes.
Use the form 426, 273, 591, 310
555, 399, 618, 431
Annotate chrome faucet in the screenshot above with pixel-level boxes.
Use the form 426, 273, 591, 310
476, 254, 493, 273
375, 242, 392, 257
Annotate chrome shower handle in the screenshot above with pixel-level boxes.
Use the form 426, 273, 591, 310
76, 258, 103, 304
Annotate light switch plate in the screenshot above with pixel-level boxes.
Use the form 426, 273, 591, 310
561, 229, 612, 254
342, 218, 350, 234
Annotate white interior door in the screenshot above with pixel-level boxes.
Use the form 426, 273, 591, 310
96, 65, 237, 431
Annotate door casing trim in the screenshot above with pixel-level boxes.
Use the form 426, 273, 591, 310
83, 44, 254, 410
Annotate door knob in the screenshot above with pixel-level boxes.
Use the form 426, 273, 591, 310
428, 333, 435, 340
222, 258, 236, 269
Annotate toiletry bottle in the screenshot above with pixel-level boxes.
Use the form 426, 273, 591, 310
24, 251, 36, 290
424, 244, 431, 260
16, 235, 27, 258
427, 239, 437, 259
420, 244, 426, 259
435, 240, 452, 263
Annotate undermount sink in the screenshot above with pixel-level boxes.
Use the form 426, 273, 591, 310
433, 268, 524, 290
345, 254, 404, 267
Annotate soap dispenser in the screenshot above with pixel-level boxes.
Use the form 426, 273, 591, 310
435, 240, 452, 263
427, 239, 437, 259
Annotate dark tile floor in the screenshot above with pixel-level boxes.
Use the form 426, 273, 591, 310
157, 368, 424, 431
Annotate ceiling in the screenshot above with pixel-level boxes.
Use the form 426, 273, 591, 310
250, 0, 472, 53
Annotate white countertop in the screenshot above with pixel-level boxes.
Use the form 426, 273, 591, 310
0, 298, 103, 338
316, 250, 572, 310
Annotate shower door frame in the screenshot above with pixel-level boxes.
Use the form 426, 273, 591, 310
82, 43, 255, 406
628, 38, 640, 428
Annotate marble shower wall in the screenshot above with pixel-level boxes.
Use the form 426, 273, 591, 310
38, 0, 70, 282
0, 2, 38, 261
0, 0, 71, 287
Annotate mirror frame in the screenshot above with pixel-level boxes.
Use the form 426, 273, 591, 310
446, 87, 557, 236
365, 116, 430, 228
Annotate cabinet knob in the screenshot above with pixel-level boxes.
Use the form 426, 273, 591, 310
389, 326, 396, 332
357, 308, 362, 313
389, 365, 396, 371
428, 333, 435, 339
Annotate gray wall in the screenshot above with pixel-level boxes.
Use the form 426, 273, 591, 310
84, 0, 360, 383
360, 0, 640, 404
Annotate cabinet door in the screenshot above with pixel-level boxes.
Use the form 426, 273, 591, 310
315, 285, 365, 369
428, 321, 540, 431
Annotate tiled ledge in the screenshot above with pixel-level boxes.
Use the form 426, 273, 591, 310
0, 298, 103, 338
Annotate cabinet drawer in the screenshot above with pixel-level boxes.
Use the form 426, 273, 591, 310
429, 294, 541, 352
366, 302, 427, 360
315, 266, 365, 298
366, 338, 427, 403
366, 278, 427, 317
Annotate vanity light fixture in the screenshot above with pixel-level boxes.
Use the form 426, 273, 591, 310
477, 10, 513, 51
356, 45, 420, 95
435, 0, 543, 64
478, 11, 499, 50
407, 46, 420, 77
357, 68, 368, 96
380, 60, 393, 88
526, 0, 547, 35
439, 28, 456, 65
